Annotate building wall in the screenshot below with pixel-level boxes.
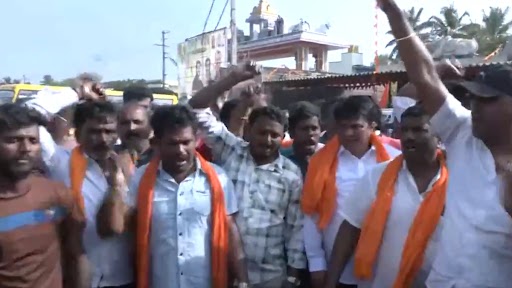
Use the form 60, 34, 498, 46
328, 52, 364, 74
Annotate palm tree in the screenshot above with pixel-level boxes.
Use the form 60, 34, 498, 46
385, 7, 434, 60
428, 5, 479, 38
477, 7, 512, 56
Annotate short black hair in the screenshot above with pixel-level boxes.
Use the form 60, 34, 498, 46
219, 98, 240, 125
0, 104, 47, 133
401, 104, 429, 122
123, 85, 154, 103
288, 101, 320, 131
332, 96, 381, 127
248, 106, 287, 128
56, 103, 77, 123
150, 105, 198, 139
73, 101, 118, 131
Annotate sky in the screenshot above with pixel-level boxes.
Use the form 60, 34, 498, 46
0, 0, 508, 83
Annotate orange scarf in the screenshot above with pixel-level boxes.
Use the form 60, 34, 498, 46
301, 134, 391, 229
136, 153, 229, 288
354, 150, 447, 287
70, 146, 88, 213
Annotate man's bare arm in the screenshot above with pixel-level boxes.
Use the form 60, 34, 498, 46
227, 215, 250, 284
96, 160, 135, 236
324, 221, 361, 288
96, 192, 135, 236
379, 0, 452, 116
189, 62, 261, 109
61, 217, 91, 288
228, 84, 269, 137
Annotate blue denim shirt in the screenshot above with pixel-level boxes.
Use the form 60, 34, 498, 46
127, 159, 238, 288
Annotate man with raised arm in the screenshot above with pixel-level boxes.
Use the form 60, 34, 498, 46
380, 0, 512, 286
189, 63, 307, 288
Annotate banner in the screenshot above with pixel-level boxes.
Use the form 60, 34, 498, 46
177, 28, 229, 97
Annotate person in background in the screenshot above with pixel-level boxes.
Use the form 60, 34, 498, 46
122, 86, 154, 109
301, 96, 401, 288
282, 101, 324, 177
282, 101, 324, 288
116, 102, 153, 170
319, 97, 344, 143
98, 104, 249, 288
49, 101, 134, 288
0, 104, 88, 288
24, 73, 106, 164
47, 103, 78, 150
190, 62, 307, 288
325, 104, 446, 288
381, 0, 512, 285
196, 98, 241, 162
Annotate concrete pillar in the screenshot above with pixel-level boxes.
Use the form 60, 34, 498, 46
295, 46, 309, 70
314, 47, 329, 71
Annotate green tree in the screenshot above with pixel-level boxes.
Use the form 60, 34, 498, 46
1, 77, 21, 84
428, 5, 480, 38
2, 76, 12, 84
477, 7, 512, 56
385, 7, 434, 59
41, 74, 56, 85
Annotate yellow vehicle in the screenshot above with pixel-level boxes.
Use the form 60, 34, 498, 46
0, 84, 69, 104
106, 89, 178, 105
0, 84, 178, 105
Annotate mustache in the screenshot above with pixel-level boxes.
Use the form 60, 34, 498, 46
94, 144, 112, 151
125, 131, 145, 139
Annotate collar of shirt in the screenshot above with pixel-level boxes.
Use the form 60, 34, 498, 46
241, 143, 285, 174
156, 157, 206, 182
338, 144, 376, 157
402, 160, 441, 198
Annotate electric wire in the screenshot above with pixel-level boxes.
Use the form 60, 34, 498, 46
214, 0, 229, 30
202, 0, 217, 33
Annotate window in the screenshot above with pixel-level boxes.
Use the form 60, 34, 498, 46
17, 89, 40, 98
153, 99, 174, 105
0, 90, 14, 104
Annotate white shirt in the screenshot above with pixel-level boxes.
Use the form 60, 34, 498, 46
126, 160, 238, 288
342, 161, 442, 288
49, 148, 133, 287
426, 95, 512, 287
303, 144, 401, 284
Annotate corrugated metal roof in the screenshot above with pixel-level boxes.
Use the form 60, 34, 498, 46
264, 61, 512, 83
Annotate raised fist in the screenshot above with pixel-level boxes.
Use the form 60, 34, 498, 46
230, 61, 262, 82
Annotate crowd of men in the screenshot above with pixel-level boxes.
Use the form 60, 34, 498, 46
2, 0, 512, 287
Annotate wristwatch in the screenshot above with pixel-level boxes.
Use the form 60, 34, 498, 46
287, 276, 301, 286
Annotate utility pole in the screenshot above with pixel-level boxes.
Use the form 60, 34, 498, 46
154, 30, 170, 87
230, 0, 237, 65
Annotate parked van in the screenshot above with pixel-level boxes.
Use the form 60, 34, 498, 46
0, 84, 68, 104
106, 89, 178, 105
0, 84, 178, 105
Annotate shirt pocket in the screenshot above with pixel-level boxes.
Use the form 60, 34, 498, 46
192, 190, 211, 217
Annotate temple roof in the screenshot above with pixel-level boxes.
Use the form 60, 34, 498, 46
247, 0, 278, 23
